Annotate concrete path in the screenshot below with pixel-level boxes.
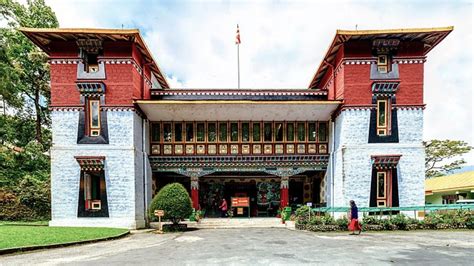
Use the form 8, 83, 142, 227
1, 229, 473, 265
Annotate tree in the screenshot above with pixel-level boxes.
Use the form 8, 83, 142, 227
148, 183, 193, 225
0, 0, 58, 145
424, 140, 472, 178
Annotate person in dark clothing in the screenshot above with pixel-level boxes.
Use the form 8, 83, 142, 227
348, 200, 362, 235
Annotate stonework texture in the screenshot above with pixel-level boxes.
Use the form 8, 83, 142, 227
328, 108, 425, 209
50, 110, 150, 229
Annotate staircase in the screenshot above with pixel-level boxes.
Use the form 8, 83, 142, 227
187, 218, 287, 229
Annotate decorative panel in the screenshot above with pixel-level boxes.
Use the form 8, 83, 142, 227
253, 144, 261, 154
319, 144, 328, 154
286, 144, 294, 154
186, 145, 194, 154
308, 144, 317, 154
297, 144, 306, 154
275, 144, 284, 154
151, 145, 160, 155
163, 145, 172, 155
242, 144, 250, 154
264, 144, 273, 154
219, 144, 228, 154
208, 145, 217, 155
231, 144, 239, 154
197, 144, 205, 155
174, 144, 183, 155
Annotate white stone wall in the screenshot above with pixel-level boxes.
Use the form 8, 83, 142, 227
329, 108, 425, 209
50, 110, 148, 229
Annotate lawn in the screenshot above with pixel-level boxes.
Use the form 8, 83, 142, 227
0, 225, 129, 250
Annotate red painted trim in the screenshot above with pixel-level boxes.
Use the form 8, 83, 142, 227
191, 189, 199, 210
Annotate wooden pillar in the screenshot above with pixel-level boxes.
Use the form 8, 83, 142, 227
190, 176, 199, 210
280, 176, 289, 208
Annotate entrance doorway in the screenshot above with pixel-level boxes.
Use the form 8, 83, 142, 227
199, 178, 281, 218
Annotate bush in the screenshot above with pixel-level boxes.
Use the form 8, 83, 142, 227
390, 214, 408, 230
148, 183, 193, 224
335, 216, 349, 230
295, 206, 313, 217
0, 176, 51, 221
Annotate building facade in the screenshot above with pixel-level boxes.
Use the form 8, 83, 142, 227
21, 26, 452, 228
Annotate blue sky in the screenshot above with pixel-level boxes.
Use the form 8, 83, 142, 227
44, 0, 473, 163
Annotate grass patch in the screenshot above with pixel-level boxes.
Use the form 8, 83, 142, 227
0, 226, 128, 250
0, 221, 49, 226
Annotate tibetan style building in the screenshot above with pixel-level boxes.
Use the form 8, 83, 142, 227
21, 26, 453, 228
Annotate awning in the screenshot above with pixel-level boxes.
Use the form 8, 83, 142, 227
371, 155, 402, 169
75, 156, 105, 171
136, 100, 341, 121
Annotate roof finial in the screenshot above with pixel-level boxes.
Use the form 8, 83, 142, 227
355, 24, 358, 30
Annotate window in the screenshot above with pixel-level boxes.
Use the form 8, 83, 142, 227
83, 172, 101, 211
219, 122, 228, 142
197, 123, 205, 142
297, 123, 305, 142
208, 123, 217, 142
174, 123, 183, 142
230, 122, 239, 142
377, 172, 386, 199
377, 55, 388, 73
252, 123, 261, 142
286, 123, 294, 142
242, 122, 250, 142
80, 49, 100, 73
163, 123, 172, 142
264, 123, 272, 142
88, 99, 100, 136
151, 123, 160, 142
318, 122, 327, 142
376, 99, 390, 136
186, 123, 194, 142
275, 123, 283, 142
308, 123, 316, 142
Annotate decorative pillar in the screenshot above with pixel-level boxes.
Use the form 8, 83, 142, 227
280, 176, 289, 208
190, 176, 199, 210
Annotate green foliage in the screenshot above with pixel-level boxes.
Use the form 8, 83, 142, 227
335, 216, 349, 229
0, 175, 50, 221
295, 205, 313, 217
148, 183, 193, 224
424, 140, 472, 178
1, 0, 58, 144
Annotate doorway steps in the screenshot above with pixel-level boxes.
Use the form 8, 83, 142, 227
186, 218, 288, 229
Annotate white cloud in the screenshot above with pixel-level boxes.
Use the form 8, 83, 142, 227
45, 0, 473, 163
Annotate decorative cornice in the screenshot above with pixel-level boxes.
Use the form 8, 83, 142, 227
75, 156, 105, 171
371, 155, 402, 170
49, 58, 82, 64
99, 58, 143, 75
149, 155, 329, 170
152, 89, 327, 96
50, 106, 84, 111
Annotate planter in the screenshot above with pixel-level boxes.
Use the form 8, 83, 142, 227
163, 223, 188, 232
362, 224, 384, 231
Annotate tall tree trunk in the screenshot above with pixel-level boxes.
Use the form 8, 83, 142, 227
34, 88, 42, 144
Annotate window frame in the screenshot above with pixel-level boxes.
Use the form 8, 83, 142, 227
376, 98, 391, 136
88, 99, 101, 137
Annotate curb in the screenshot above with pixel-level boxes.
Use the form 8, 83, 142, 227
0, 230, 130, 255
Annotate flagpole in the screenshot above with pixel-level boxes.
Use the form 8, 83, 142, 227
237, 43, 240, 89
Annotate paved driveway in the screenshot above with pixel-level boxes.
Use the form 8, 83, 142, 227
1, 229, 473, 265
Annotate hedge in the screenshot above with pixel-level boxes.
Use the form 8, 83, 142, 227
294, 206, 474, 232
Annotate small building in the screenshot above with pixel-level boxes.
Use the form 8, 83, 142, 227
20, 26, 453, 228
425, 171, 474, 204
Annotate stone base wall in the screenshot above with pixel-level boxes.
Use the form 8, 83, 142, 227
50, 110, 149, 229
329, 108, 425, 208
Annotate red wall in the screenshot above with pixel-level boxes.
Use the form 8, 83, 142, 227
49, 40, 147, 106
329, 40, 425, 105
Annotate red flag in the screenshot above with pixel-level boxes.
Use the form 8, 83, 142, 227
235, 24, 241, 45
